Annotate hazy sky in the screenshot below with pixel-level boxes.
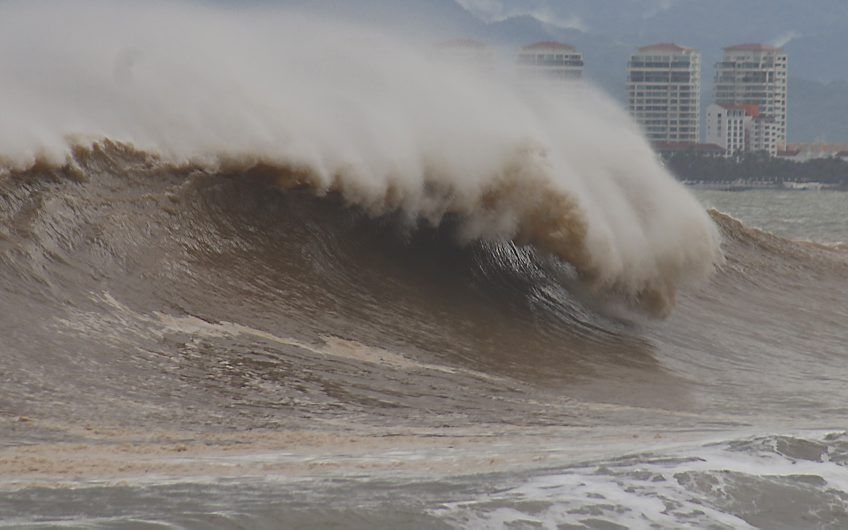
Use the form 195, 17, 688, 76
455, 0, 682, 30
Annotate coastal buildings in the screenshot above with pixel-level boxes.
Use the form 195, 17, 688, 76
706, 103, 749, 154
627, 43, 701, 143
749, 113, 778, 155
434, 38, 796, 158
625, 42, 788, 157
706, 103, 779, 156
517, 41, 583, 82
714, 44, 788, 150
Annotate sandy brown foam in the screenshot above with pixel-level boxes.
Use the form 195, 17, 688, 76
0, 416, 716, 489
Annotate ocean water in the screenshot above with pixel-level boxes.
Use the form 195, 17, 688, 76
1, 155, 846, 529
1, 2, 847, 529
694, 189, 847, 244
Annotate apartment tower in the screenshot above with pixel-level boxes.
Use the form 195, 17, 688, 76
517, 41, 584, 82
714, 44, 788, 149
627, 43, 701, 143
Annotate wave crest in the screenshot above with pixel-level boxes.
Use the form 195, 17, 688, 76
0, 1, 722, 315
6, 139, 720, 316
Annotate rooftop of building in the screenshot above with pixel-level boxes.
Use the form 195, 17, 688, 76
521, 41, 577, 52
724, 43, 782, 52
637, 43, 695, 53
713, 103, 761, 117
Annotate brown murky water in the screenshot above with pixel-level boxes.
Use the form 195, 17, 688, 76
2, 149, 847, 528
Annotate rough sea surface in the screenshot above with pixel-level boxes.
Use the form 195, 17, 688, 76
1, 150, 846, 528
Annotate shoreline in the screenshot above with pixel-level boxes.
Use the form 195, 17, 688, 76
683, 180, 847, 191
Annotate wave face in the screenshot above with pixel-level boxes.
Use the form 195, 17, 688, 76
0, 144, 684, 429
1, 143, 846, 427
0, 1, 720, 315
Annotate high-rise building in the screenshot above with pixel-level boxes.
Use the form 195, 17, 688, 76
749, 114, 778, 156
517, 41, 583, 82
714, 44, 788, 150
627, 43, 701, 144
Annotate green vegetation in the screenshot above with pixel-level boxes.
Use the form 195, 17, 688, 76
662, 151, 848, 185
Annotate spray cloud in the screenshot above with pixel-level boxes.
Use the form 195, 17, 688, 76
0, 0, 721, 315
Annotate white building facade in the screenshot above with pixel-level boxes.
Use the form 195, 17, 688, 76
706, 103, 779, 157
627, 43, 701, 144
749, 115, 778, 155
517, 41, 583, 82
706, 103, 748, 154
714, 44, 788, 150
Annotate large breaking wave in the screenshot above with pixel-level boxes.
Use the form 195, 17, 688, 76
5, 5, 848, 528
0, 0, 721, 315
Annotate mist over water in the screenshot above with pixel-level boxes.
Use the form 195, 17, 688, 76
0, 0, 720, 313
